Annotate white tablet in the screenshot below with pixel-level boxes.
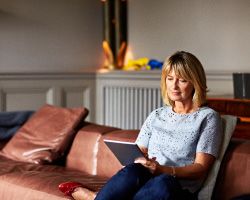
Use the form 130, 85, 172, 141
104, 139, 145, 166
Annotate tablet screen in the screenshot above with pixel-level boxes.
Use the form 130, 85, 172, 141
104, 139, 145, 166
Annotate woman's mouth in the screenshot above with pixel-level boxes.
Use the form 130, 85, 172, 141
172, 91, 181, 95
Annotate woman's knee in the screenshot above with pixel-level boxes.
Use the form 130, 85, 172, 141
145, 174, 179, 192
120, 163, 149, 177
154, 174, 177, 186
118, 163, 152, 186
95, 164, 151, 200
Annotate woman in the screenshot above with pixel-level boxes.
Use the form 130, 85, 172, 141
59, 51, 222, 200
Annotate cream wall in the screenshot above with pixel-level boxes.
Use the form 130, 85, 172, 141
129, 0, 250, 73
0, 0, 103, 72
1, 0, 249, 74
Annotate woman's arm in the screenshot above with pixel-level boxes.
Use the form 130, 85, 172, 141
137, 152, 215, 180
160, 152, 215, 179
172, 152, 215, 179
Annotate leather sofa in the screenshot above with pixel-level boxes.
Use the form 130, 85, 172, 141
0, 98, 249, 200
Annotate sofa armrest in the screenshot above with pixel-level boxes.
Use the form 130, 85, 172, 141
103, 129, 139, 143
66, 123, 120, 177
213, 139, 250, 200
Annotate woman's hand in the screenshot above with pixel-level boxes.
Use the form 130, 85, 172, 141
134, 157, 160, 174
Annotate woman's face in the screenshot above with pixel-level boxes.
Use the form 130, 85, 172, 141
166, 70, 194, 103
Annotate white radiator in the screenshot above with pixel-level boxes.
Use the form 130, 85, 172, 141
97, 70, 233, 129
103, 86, 163, 129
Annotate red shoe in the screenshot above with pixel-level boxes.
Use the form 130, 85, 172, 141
58, 181, 84, 197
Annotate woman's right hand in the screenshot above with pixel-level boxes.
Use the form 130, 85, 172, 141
138, 146, 149, 158
134, 157, 160, 174
134, 156, 148, 165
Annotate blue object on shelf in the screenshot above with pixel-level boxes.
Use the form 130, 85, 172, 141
148, 59, 163, 69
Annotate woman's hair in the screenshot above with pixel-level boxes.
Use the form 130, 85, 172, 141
161, 51, 208, 107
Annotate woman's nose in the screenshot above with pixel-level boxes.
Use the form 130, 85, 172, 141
172, 79, 179, 88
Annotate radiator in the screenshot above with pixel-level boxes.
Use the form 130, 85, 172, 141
103, 86, 163, 129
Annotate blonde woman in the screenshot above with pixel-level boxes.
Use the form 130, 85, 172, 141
59, 51, 222, 200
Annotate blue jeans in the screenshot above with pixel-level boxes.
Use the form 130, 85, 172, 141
95, 163, 197, 200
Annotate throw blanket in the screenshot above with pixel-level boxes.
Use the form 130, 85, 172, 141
0, 111, 34, 140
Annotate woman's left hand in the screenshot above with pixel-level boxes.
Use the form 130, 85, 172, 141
134, 157, 160, 174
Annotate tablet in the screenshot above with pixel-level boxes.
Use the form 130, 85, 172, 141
104, 139, 145, 166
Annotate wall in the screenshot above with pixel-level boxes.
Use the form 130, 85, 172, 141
1, 0, 249, 74
129, 0, 250, 73
0, 0, 103, 72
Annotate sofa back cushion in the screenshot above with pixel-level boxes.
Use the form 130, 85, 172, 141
0, 104, 88, 164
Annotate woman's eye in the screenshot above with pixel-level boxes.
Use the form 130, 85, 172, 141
179, 79, 187, 83
166, 77, 173, 81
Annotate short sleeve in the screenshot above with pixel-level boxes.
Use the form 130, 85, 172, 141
135, 110, 156, 148
196, 111, 222, 158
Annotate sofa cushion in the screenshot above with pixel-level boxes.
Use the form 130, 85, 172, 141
0, 104, 88, 164
0, 155, 107, 200
198, 115, 237, 200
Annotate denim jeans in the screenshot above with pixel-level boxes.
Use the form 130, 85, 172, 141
95, 163, 197, 200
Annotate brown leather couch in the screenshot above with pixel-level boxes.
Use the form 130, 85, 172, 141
0, 98, 249, 200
